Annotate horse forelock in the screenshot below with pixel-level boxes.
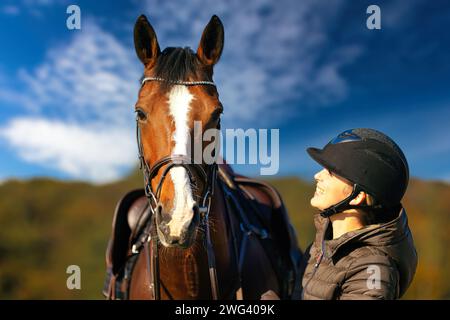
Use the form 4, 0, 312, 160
151, 47, 210, 90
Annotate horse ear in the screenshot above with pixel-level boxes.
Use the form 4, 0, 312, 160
197, 15, 224, 66
134, 15, 160, 67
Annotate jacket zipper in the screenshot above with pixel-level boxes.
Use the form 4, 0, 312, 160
302, 219, 329, 299
302, 241, 325, 299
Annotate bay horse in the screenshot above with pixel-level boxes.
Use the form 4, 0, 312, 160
103, 14, 302, 300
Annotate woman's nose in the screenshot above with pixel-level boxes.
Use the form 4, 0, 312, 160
314, 168, 327, 181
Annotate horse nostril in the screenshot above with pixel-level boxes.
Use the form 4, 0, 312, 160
168, 235, 180, 244
159, 222, 169, 234
157, 205, 171, 224
162, 213, 171, 224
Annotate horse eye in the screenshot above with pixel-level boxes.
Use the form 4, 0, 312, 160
135, 108, 148, 122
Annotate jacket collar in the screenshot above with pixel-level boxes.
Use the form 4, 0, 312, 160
313, 207, 407, 259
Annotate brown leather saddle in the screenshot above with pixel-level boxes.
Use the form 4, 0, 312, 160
103, 164, 302, 299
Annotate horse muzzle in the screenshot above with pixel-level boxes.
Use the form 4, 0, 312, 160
155, 203, 200, 248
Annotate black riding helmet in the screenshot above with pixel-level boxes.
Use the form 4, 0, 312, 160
307, 128, 409, 218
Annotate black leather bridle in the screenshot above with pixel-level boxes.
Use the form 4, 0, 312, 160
135, 77, 220, 299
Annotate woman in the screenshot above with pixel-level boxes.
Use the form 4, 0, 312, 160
263, 128, 417, 300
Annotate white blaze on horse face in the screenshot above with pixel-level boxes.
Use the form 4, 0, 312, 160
167, 85, 196, 237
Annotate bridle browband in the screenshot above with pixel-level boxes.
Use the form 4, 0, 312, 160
135, 76, 220, 300
141, 76, 216, 87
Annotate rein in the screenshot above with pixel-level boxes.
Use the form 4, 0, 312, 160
136, 77, 220, 299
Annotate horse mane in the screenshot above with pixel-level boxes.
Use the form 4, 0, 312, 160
141, 47, 210, 90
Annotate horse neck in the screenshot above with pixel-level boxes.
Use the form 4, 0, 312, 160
156, 180, 239, 299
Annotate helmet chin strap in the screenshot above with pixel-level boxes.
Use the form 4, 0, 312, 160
320, 184, 365, 218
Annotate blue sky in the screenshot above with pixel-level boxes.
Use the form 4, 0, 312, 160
0, 0, 449, 184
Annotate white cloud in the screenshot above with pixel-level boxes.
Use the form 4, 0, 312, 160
0, 117, 136, 183
17, 20, 140, 125
144, 0, 361, 124
1, 5, 20, 15
0, 87, 38, 112
0, 20, 141, 183
1, 0, 65, 17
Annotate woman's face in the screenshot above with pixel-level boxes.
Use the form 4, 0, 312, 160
310, 168, 353, 211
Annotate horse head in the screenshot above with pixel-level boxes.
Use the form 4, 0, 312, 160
133, 15, 224, 248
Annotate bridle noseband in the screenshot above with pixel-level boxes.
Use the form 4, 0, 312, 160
135, 77, 220, 299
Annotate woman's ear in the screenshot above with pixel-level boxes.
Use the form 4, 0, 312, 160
349, 191, 367, 206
